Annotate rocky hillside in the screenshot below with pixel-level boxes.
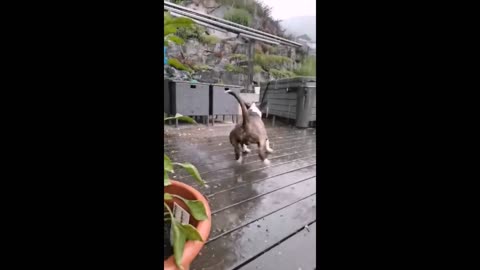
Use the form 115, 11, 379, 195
164, 0, 314, 86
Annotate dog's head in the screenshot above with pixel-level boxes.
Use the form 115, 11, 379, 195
246, 102, 262, 117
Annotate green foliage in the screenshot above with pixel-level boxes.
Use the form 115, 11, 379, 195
270, 68, 296, 79
164, 114, 207, 269
217, 0, 257, 14
224, 8, 252, 27
168, 58, 192, 73
164, 11, 194, 48
176, 24, 205, 40
199, 34, 219, 45
164, 12, 195, 37
294, 56, 316, 76
192, 64, 212, 72
254, 65, 264, 73
165, 34, 185, 46
230, 54, 247, 61
225, 63, 245, 73
254, 53, 293, 71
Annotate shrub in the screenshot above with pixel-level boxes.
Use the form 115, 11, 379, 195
176, 24, 205, 40
225, 64, 245, 73
254, 65, 264, 73
192, 64, 212, 72
254, 53, 293, 71
294, 56, 316, 76
270, 68, 296, 79
217, 0, 256, 15
168, 58, 192, 73
199, 34, 219, 45
230, 54, 247, 61
164, 11, 194, 46
224, 8, 252, 27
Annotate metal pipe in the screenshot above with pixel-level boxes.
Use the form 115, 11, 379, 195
165, 6, 288, 46
164, 1, 301, 47
238, 33, 279, 45
164, 1, 300, 47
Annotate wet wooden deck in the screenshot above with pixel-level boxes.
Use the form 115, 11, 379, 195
165, 120, 316, 270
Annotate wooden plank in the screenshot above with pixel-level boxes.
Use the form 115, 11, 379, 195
180, 154, 317, 192
209, 167, 316, 212
241, 222, 316, 270
190, 195, 316, 270
166, 134, 316, 164
165, 127, 315, 150
171, 140, 316, 178
207, 177, 316, 239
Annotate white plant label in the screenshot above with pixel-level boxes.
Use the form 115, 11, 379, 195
173, 202, 190, 224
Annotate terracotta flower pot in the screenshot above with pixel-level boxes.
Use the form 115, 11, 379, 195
164, 180, 212, 270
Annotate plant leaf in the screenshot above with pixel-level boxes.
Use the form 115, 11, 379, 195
164, 193, 173, 200
164, 154, 174, 173
164, 25, 178, 36
164, 171, 171, 186
164, 113, 197, 124
172, 220, 186, 270
179, 223, 203, 241
173, 162, 205, 186
173, 195, 208, 221
166, 34, 185, 45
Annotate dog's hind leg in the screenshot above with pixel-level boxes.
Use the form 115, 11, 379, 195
257, 141, 270, 165
266, 138, 274, 153
242, 144, 251, 153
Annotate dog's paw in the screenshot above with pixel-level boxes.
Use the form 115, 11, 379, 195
266, 147, 274, 153
236, 156, 243, 163
263, 159, 271, 165
242, 148, 251, 153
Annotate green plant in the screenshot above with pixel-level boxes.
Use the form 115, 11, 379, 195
270, 68, 296, 79
230, 54, 247, 61
217, 0, 256, 14
224, 8, 252, 27
176, 24, 205, 41
294, 56, 316, 76
168, 58, 192, 73
254, 53, 293, 71
199, 34, 219, 45
164, 11, 194, 46
225, 63, 245, 73
192, 64, 212, 72
164, 114, 207, 270
254, 65, 264, 73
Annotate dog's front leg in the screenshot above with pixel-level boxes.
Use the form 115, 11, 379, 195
234, 144, 243, 163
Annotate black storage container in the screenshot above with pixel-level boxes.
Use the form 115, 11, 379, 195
210, 84, 242, 115
260, 77, 316, 128
169, 80, 210, 116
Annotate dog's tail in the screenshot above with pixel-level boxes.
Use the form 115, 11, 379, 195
226, 90, 249, 129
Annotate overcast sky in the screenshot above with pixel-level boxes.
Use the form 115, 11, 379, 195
258, 0, 316, 20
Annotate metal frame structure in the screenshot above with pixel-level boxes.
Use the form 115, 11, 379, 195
164, 1, 302, 92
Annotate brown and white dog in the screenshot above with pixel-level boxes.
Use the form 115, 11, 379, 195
226, 90, 274, 165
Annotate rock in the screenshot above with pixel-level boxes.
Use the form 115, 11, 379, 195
164, 65, 190, 81
193, 69, 221, 83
